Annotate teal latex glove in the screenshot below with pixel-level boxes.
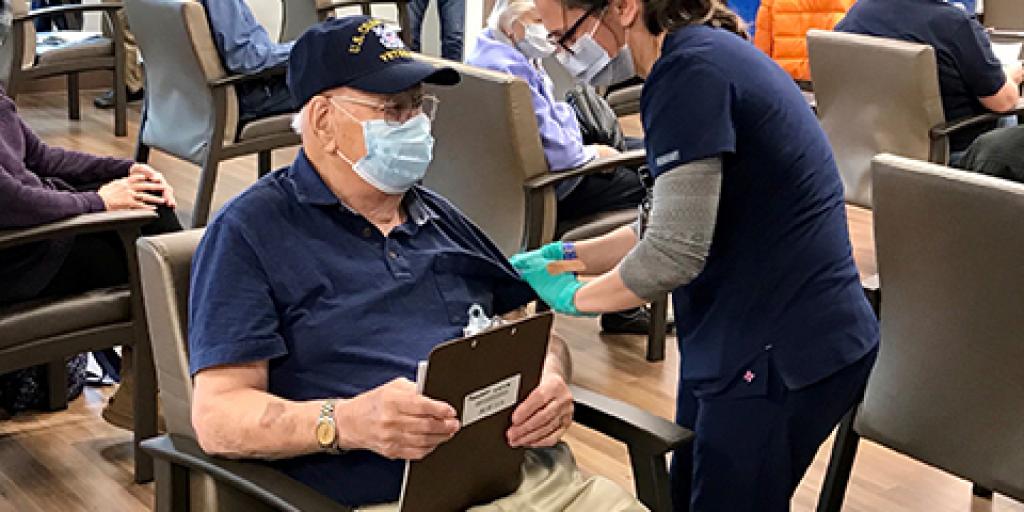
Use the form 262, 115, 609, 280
518, 264, 593, 316
509, 242, 565, 273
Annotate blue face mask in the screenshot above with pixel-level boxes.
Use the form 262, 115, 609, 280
334, 102, 435, 194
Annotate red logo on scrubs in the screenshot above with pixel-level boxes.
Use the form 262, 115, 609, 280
743, 370, 755, 383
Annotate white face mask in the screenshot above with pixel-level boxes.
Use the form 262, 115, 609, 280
332, 100, 435, 194
514, 21, 556, 60
554, 14, 634, 87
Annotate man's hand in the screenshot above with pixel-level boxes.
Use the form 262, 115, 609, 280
507, 372, 573, 448
1005, 61, 1024, 86
129, 163, 177, 208
334, 378, 459, 460
97, 174, 168, 211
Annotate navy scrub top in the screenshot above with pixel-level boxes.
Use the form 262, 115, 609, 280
641, 25, 879, 396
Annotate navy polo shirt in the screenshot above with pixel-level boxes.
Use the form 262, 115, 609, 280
641, 25, 879, 396
188, 151, 534, 507
836, 0, 1007, 152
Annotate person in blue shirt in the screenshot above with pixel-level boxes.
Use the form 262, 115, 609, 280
525, 0, 880, 510
187, 16, 644, 510
835, 0, 1022, 160
408, 0, 465, 61
199, 0, 294, 121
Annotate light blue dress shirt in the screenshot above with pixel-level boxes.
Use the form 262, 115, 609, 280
467, 28, 596, 199
199, 0, 294, 75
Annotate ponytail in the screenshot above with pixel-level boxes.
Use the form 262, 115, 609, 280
563, 0, 748, 39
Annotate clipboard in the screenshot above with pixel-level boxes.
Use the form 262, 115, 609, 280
397, 312, 554, 512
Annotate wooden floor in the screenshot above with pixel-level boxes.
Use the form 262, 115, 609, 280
1, 91, 1022, 512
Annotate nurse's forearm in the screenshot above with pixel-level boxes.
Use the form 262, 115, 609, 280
574, 225, 639, 275
574, 269, 648, 313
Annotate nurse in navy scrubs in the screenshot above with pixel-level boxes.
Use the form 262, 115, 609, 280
513, 0, 881, 510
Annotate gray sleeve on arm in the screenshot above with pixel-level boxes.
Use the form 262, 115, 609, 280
619, 158, 722, 301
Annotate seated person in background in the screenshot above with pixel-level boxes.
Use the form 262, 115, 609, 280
0, 86, 181, 421
188, 16, 644, 511
835, 0, 1023, 163
468, 0, 642, 224
468, 0, 661, 335
754, 0, 855, 84
957, 125, 1024, 183
200, 0, 293, 121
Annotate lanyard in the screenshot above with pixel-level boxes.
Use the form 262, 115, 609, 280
638, 165, 655, 237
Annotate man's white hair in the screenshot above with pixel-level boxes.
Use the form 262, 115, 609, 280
487, 0, 537, 37
291, 105, 308, 135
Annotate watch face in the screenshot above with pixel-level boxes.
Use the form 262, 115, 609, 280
316, 420, 336, 447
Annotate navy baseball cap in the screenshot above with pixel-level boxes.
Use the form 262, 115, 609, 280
288, 16, 460, 106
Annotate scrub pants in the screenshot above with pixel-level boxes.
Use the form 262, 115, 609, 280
670, 348, 878, 512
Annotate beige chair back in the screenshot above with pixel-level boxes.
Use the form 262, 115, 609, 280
137, 230, 205, 438
125, 0, 239, 164
859, 154, 1024, 501
420, 57, 552, 256
985, 0, 1024, 30
808, 30, 945, 208
139, 229, 279, 512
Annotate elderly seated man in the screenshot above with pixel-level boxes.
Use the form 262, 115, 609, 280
188, 16, 645, 511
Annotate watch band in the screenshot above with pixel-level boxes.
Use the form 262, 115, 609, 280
562, 242, 578, 260
317, 399, 340, 453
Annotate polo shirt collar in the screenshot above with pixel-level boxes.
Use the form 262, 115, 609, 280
292, 150, 341, 206
291, 150, 439, 227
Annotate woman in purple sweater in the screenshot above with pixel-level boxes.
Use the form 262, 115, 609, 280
0, 87, 181, 419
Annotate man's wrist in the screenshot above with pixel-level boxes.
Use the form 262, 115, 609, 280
332, 398, 357, 451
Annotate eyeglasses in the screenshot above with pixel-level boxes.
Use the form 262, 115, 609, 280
328, 94, 440, 126
548, 3, 605, 55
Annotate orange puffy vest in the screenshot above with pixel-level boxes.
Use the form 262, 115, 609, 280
754, 0, 857, 81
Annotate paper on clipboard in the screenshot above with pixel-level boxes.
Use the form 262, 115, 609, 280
397, 313, 553, 512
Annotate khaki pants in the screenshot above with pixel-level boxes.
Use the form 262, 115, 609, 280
359, 443, 648, 512
101, 0, 142, 92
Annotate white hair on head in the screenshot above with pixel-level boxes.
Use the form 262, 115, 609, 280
291, 105, 307, 135
487, 0, 537, 36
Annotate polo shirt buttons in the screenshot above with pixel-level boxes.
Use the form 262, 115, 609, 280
388, 250, 398, 259
764, 344, 773, 351
362, 227, 372, 238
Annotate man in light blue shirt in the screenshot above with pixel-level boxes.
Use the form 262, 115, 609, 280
199, 0, 294, 121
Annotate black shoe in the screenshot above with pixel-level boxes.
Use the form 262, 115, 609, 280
94, 87, 144, 109
600, 307, 675, 335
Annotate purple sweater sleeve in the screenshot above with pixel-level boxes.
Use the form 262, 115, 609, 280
0, 165, 106, 228
20, 115, 133, 185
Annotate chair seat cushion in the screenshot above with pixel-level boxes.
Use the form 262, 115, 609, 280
36, 37, 113, 65
237, 113, 296, 142
0, 287, 131, 350
556, 209, 638, 241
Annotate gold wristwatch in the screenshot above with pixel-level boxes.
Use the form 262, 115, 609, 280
315, 399, 340, 454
